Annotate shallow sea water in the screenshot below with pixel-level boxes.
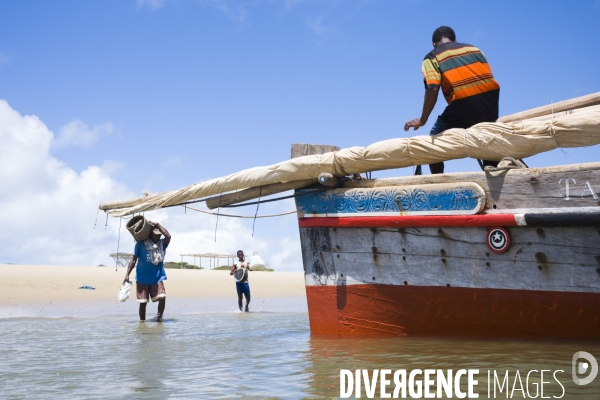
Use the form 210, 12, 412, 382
1, 298, 600, 399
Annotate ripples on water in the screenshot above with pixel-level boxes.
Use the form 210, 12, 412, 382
1, 303, 599, 399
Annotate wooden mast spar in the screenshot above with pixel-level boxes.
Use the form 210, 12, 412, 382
98, 92, 600, 214
202, 92, 600, 209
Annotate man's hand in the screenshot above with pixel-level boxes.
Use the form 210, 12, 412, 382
404, 118, 426, 131
405, 86, 439, 132
150, 221, 171, 245
123, 275, 131, 285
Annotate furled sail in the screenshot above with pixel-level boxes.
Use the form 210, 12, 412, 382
99, 105, 600, 217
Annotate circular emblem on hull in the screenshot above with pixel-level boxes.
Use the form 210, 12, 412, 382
487, 227, 511, 254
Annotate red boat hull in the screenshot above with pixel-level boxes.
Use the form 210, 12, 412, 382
306, 284, 600, 337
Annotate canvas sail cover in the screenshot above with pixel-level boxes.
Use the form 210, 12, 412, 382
100, 106, 600, 217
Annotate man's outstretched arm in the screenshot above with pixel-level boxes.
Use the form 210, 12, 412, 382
124, 256, 138, 284
404, 87, 439, 131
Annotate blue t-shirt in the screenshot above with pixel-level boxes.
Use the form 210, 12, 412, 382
134, 239, 168, 285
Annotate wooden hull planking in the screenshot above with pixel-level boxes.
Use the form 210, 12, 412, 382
296, 162, 600, 337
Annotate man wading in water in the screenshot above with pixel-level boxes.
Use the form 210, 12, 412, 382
230, 250, 252, 312
123, 222, 171, 322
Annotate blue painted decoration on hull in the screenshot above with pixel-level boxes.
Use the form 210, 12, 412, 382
295, 184, 486, 216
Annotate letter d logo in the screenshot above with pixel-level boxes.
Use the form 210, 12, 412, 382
572, 351, 598, 385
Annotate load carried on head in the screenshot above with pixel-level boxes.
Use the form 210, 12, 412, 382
126, 215, 153, 241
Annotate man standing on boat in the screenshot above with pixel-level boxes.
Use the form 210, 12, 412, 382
404, 26, 500, 174
123, 222, 171, 322
230, 250, 252, 312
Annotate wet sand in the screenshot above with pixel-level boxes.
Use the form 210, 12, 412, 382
0, 264, 306, 317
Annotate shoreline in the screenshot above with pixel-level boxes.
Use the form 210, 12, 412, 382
0, 264, 306, 317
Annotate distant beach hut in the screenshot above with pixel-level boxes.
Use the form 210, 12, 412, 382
250, 251, 266, 269
179, 253, 237, 269
110, 253, 133, 268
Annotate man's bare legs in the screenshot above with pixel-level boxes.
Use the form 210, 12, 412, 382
237, 294, 250, 312
138, 299, 165, 322
139, 302, 147, 321
244, 293, 250, 312
157, 298, 165, 322
237, 294, 243, 311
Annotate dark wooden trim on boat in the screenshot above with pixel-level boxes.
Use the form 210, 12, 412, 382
342, 162, 600, 212
524, 212, 600, 227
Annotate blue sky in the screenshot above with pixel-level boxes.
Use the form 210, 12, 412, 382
0, 0, 599, 269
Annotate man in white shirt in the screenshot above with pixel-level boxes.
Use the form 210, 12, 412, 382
230, 250, 253, 312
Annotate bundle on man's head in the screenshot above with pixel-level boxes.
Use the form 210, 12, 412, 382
126, 215, 153, 241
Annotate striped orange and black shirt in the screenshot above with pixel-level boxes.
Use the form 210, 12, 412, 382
422, 41, 500, 129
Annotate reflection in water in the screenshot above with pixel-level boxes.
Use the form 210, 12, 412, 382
1, 311, 600, 399
129, 322, 169, 396
306, 335, 600, 398
0, 313, 313, 399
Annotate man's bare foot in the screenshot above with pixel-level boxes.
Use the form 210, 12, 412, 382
244, 306, 249, 312
148, 313, 162, 322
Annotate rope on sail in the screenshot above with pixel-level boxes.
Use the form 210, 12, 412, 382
183, 204, 296, 218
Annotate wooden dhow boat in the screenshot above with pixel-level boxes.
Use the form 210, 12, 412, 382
100, 93, 600, 337
295, 160, 600, 336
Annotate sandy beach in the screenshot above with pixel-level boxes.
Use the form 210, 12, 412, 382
0, 264, 306, 317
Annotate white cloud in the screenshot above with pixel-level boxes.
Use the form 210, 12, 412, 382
282, 0, 304, 10
162, 155, 183, 167
52, 119, 114, 148
0, 100, 132, 266
98, 159, 127, 176
0, 99, 303, 271
137, 0, 166, 10
306, 15, 336, 37
137, 0, 249, 23
197, 0, 249, 24
0, 52, 10, 66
